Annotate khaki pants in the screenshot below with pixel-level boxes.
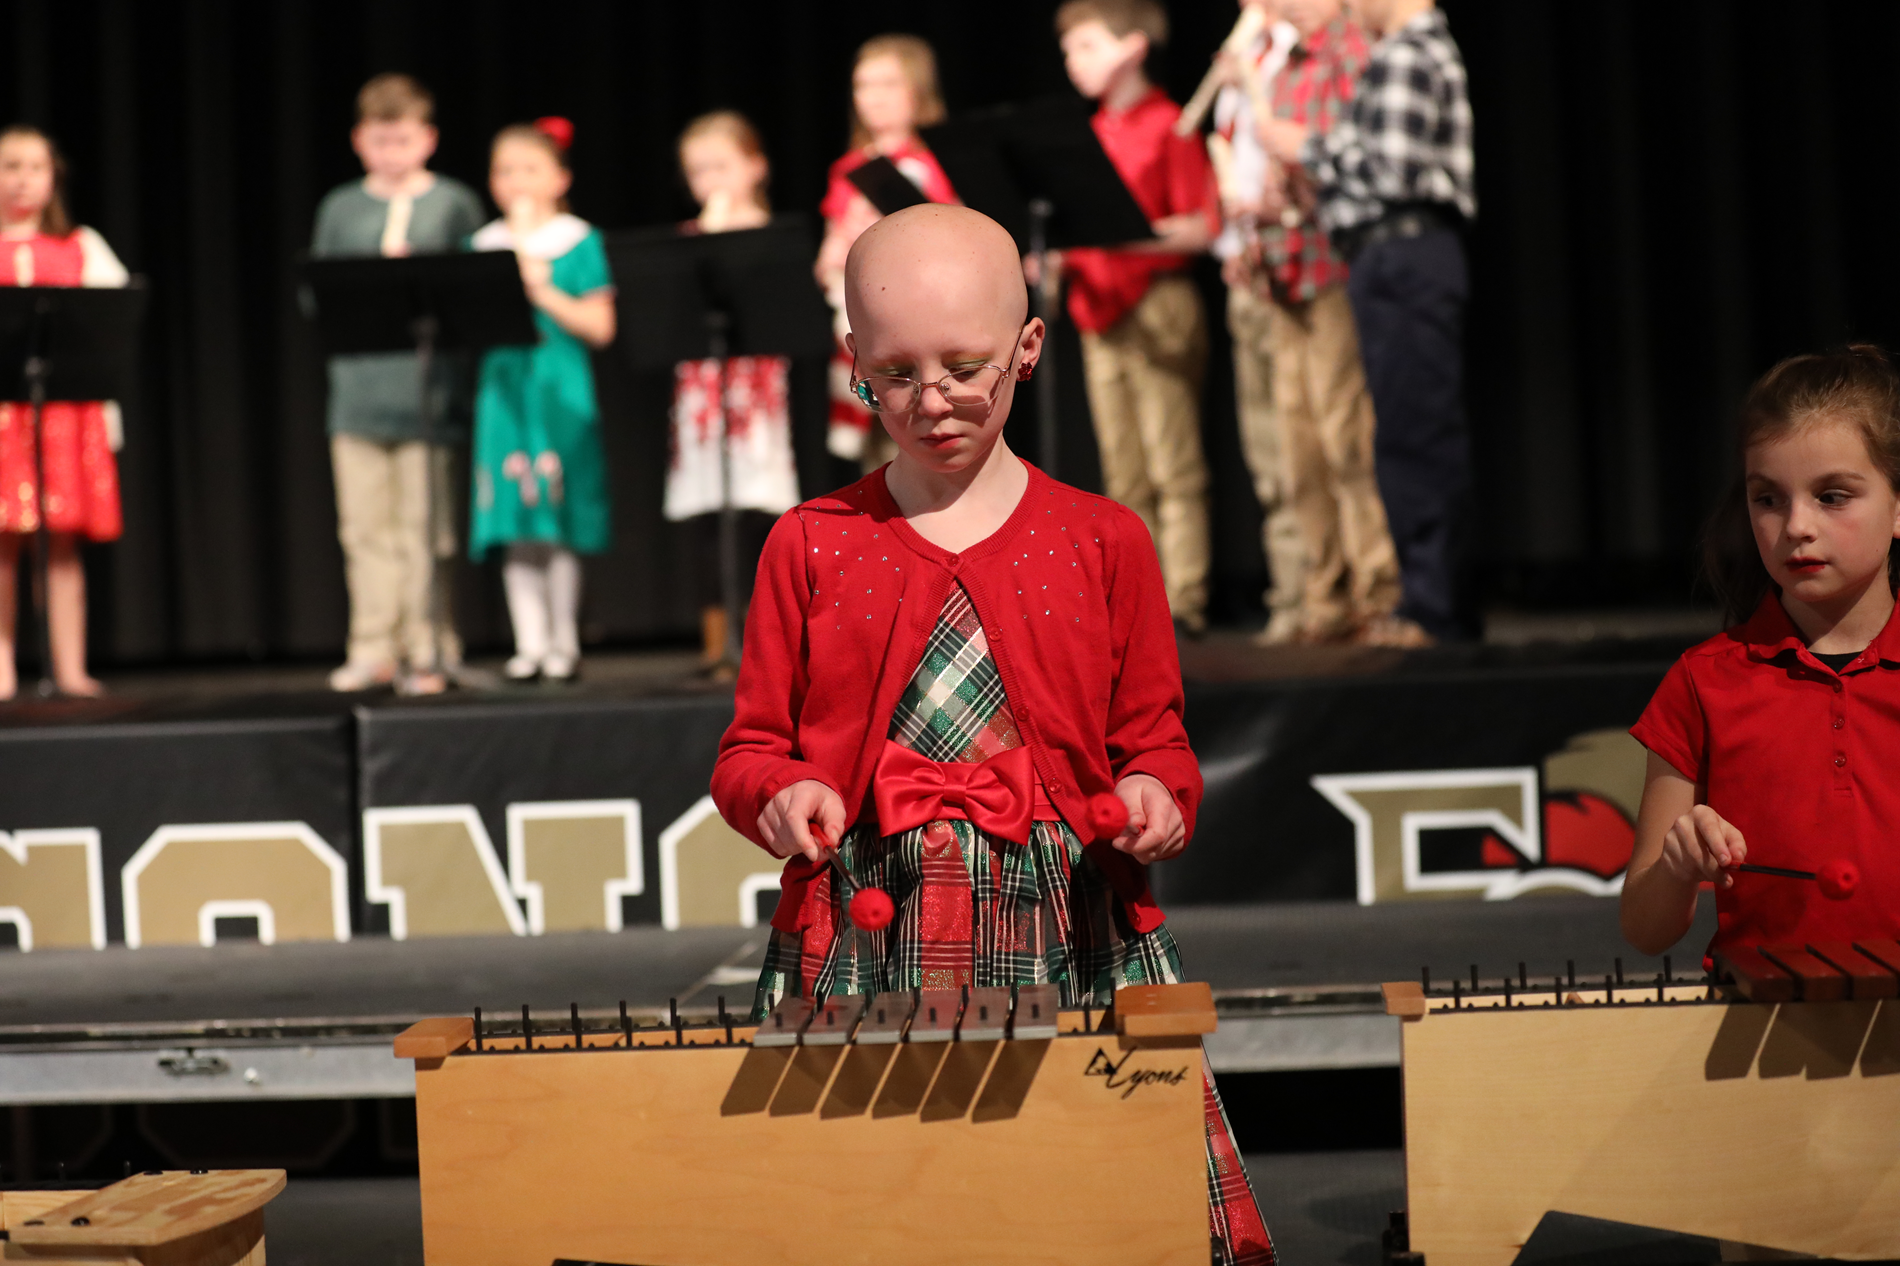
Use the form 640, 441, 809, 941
331, 433, 461, 669
1079, 274, 1210, 624
1269, 284, 1400, 635
1228, 285, 1307, 639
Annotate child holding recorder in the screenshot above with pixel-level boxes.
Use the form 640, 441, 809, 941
468, 119, 615, 682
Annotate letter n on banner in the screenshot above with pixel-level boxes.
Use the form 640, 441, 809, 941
121, 823, 350, 948
363, 806, 526, 939
505, 800, 643, 934
0, 829, 106, 950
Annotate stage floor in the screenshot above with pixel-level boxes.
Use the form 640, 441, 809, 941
1, 608, 1718, 727
261, 1151, 1407, 1266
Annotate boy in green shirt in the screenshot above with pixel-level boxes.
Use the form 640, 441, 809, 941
313, 73, 484, 693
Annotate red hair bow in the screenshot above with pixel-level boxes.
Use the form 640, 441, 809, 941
534, 116, 574, 151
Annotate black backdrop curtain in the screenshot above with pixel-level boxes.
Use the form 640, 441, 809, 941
3, 0, 1893, 666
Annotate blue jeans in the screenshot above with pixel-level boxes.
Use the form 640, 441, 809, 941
1346, 228, 1474, 639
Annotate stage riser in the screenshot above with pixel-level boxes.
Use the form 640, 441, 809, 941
0, 664, 1668, 949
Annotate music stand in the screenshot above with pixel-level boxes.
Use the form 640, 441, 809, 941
302, 251, 538, 692
0, 283, 147, 698
845, 157, 931, 216
607, 215, 832, 673
924, 95, 1155, 479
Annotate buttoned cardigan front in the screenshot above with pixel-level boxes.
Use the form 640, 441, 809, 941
711, 463, 1202, 934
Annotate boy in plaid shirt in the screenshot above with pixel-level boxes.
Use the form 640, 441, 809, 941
1266, 0, 1475, 644
713, 204, 1274, 1266
1258, 0, 1401, 644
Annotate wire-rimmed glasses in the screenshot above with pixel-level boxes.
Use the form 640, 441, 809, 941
849, 333, 1025, 415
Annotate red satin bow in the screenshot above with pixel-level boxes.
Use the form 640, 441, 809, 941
872, 742, 1036, 844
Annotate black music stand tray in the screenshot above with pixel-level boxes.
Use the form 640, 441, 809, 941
0, 283, 147, 698
924, 95, 1156, 479
302, 251, 538, 692
606, 215, 833, 674
846, 156, 932, 216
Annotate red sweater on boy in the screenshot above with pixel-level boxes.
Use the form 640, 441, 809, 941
1064, 87, 1219, 334
712, 463, 1201, 936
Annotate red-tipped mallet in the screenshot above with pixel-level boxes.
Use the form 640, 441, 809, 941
849, 887, 895, 931
816, 824, 895, 932
1086, 793, 1130, 843
1734, 859, 1860, 901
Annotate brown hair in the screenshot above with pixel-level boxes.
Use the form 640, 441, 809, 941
1703, 344, 1900, 625
1054, 0, 1170, 45
492, 122, 572, 213
356, 73, 434, 125
848, 35, 946, 151
0, 126, 71, 238
678, 111, 771, 212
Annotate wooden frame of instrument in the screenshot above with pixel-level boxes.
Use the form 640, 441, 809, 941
1384, 977, 1900, 1265
400, 986, 1214, 1266
0, 1169, 284, 1266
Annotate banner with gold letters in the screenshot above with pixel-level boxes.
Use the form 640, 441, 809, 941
0, 662, 1673, 951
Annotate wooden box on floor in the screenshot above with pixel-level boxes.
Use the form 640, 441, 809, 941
398, 987, 1214, 1266
0, 1170, 284, 1266
1384, 978, 1900, 1264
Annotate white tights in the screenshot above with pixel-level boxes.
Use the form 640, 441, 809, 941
502, 543, 581, 664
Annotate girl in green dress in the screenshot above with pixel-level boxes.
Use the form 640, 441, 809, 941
470, 119, 616, 681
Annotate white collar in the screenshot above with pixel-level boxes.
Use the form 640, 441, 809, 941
471, 212, 591, 259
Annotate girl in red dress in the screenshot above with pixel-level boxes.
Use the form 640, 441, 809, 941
1624, 346, 1900, 958
669, 112, 800, 672
714, 205, 1274, 1266
0, 126, 127, 699
814, 34, 958, 471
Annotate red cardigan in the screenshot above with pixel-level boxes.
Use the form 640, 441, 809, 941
712, 463, 1201, 934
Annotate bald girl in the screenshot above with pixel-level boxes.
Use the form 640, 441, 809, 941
842, 205, 1045, 551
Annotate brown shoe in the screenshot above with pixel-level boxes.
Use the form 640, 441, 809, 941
700, 605, 729, 667
1355, 614, 1436, 648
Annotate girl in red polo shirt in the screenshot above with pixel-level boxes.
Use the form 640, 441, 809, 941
1624, 346, 1900, 958
713, 204, 1273, 1266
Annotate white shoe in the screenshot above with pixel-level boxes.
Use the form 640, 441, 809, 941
1253, 610, 1305, 647
541, 651, 578, 682
329, 659, 397, 692
504, 654, 541, 681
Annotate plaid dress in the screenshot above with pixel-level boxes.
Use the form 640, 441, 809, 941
753, 584, 1274, 1266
